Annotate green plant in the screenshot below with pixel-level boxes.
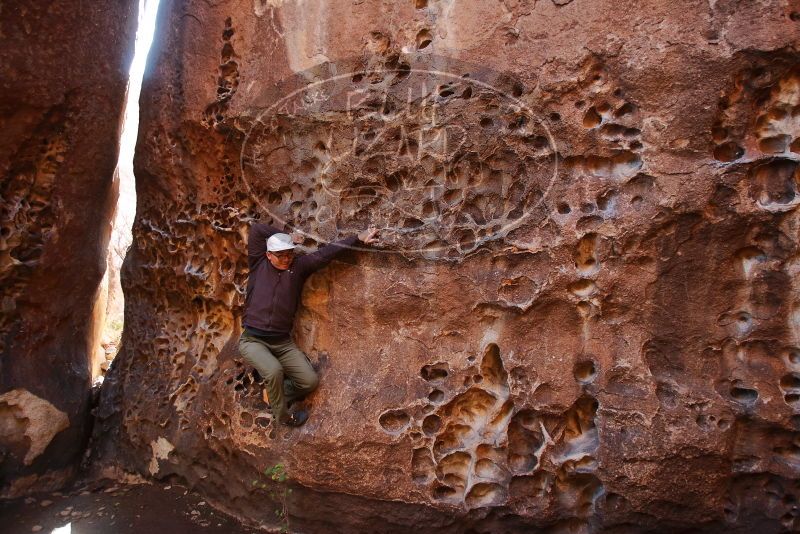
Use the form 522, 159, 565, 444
252, 463, 292, 533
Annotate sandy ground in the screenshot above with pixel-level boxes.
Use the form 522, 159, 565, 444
0, 479, 262, 534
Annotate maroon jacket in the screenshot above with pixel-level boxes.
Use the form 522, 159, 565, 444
242, 223, 359, 335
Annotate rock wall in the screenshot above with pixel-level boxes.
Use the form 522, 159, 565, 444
0, 1, 137, 496
96, 0, 800, 531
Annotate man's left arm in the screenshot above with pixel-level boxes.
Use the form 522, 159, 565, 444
298, 228, 379, 274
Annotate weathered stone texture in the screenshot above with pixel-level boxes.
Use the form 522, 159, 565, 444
0, 1, 137, 495
0, 389, 69, 467
96, 0, 800, 531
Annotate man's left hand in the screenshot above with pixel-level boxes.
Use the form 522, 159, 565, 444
358, 228, 380, 245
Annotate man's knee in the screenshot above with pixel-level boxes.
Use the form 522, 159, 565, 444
293, 361, 319, 394
259, 359, 284, 384
239, 338, 282, 382
303, 369, 319, 392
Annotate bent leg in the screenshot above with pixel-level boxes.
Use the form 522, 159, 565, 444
238, 334, 288, 422
270, 339, 319, 403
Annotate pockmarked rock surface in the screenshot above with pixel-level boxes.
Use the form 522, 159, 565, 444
0, 1, 137, 496
96, 0, 800, 531
0, 389, 70, 467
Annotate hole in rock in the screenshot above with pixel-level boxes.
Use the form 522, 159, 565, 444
574, 233, 599, 275
759, 135, 790, 154
436, 451, 470, 489
379, 409, 410, 433
573, 360, 597, 384
785, 393, 800, 407
583, 107, 602, 128
439, 87, 455, 98
475, 458, 503, 479
614, 102, 636, 117
569, 279, 597, 298
90, 0, 160, 384
433, 484, 457, 500
422, 414, 442, 435
730, 385, 759, 405
508, 410, 543, 473
480, 344, 508, 392
785, 348, 800, 366
421, 362, 449, 382
750, 159, 798, 208
416, 29, 433, 49
714, 141, 744, 162
780, 373, 800, 391
597, 189, 617, 211
428, 389, 445, 403
255, 417, 270, 428
433, 423, 474, 457
411, 448, 435, 483
466, 482, 506, 508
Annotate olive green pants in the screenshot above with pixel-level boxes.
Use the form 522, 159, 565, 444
238, 332, 319, 423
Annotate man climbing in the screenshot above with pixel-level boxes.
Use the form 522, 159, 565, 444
239, 221, 379, 427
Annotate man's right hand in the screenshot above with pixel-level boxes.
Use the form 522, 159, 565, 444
358, 228, 380, 245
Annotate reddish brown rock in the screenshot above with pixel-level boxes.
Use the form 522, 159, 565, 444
0, 1, 137, 495
96, 0, 800, 531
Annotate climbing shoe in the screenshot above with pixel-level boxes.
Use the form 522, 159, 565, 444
281, 409, 309, 427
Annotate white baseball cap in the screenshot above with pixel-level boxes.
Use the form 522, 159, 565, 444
266, 233, 296, 252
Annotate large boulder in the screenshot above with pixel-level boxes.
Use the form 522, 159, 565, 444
96, 0, 800, 531
0, 0, 137, 496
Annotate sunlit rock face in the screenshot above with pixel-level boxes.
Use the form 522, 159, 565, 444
96, 0, 800, 531
0, 1, 137, 496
